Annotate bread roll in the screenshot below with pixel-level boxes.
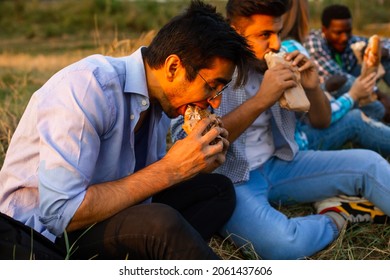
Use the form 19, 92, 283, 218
264, 51, 310, 112
182, 105, 221, 144
362, 34, 381, 74
358, 34, 383, 106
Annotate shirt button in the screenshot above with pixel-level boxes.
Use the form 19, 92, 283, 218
130, 114, 135, 120
141, 99, 147, 106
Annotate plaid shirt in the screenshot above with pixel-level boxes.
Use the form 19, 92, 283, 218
304, 29, 367, 84
304, 30, 390, 86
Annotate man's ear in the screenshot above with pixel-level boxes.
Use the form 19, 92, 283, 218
164, 54, 182, 82
321, 25, 327, 35
229, 18, 247, 36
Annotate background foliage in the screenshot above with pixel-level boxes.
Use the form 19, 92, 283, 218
1, 0, 389, 52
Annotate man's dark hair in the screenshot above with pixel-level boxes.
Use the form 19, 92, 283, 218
226, 0, 290, 23
321, 4, 352, 28
144, 0, 256, 87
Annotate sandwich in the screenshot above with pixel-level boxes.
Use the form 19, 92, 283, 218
182, 104, 222, 144
264, 51, 310, 112
357, 34, 383, 106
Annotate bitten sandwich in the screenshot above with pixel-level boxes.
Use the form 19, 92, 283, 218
182, 104, 222, 144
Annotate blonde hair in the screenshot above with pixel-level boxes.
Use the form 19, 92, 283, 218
281, 0, 310, 43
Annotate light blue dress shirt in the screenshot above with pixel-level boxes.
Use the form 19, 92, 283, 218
0, 47, 170, 241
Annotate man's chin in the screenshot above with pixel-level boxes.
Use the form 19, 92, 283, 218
253, 59, 268, 73
334, 44, 347, 53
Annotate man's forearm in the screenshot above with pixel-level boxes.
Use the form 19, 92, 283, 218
305, 86, 331, 128
66, 159, 179, 232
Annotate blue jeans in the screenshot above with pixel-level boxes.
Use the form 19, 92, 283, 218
300, 109, 390, 157
220, 149, 390, 259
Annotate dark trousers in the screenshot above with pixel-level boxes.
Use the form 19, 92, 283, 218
0, 212, 64, 260
56, 173, 235, 260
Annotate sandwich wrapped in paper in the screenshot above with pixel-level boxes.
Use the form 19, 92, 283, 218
264, 51, 310, 112
182, 104, 221, 144
352, 35, 383, 106
361, 34, 382, 77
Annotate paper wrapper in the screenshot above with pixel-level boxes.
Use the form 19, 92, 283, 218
264, 51, 310, 112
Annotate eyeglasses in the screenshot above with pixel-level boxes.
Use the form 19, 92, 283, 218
198, 72, 230, 101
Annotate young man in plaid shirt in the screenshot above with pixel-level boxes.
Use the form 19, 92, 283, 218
304, 4, 390, 122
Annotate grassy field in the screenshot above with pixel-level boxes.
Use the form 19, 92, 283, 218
2, 34, 390, 260
1, 0, 390, 260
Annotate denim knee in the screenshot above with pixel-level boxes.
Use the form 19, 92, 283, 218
250, 215, 336, 260
360, 101, 385, 121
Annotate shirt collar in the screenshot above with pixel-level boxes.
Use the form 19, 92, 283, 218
124, 47, 149, 98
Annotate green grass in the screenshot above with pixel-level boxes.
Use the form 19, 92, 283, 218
2, 33, 390, 261
1, 0, 390, 260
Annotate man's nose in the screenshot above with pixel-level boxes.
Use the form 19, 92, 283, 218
207, 95, 222, 109
270, 35, 281, 51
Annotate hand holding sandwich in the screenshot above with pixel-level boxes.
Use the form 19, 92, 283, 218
283, 51, 321, 94
263, 50, 331, 127
164, 106, 229, 180
285, 50, 331, 128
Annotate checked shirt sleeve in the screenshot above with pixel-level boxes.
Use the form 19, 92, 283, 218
329, 93, 354, 124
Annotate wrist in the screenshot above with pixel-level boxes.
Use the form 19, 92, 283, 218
304, 85, 322, 96
343, 92, 356, 104
348, 91, 358, 101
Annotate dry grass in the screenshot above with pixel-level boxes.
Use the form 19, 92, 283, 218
209, 204, 390, 260
0, 105, 18, 164
1, 31, 390, 260
103, 30, 156, 57
0, 52, 86, 72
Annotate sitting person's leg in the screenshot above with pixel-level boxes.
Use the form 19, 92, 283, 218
268, 150, 390, 213
359, 100, 385, 121
56, 203, 219, 260
301, 109, 390, 157
152, 173, 236, 241
220, 169, 337, 260
221, 149, 390, 260
0, 212, 64, 260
